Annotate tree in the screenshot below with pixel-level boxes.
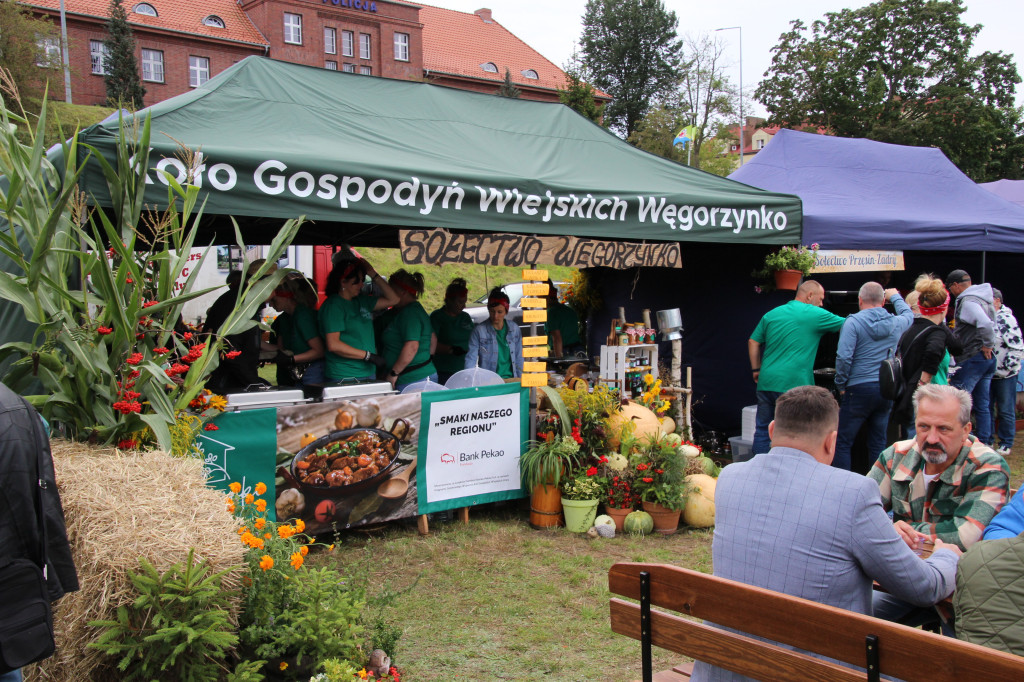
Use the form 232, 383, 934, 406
676, 33, 738, 167
497, 68, 521, 99
756, 0, 1024, 181
579, 0, 682, 138
104, 0, 146, 109
0, 2, 62, 108
628, 105, 735, 177
558, 52, 602, 123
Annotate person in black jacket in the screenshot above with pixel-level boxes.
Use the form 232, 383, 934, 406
0, 382, 78, 678
893, 275, 963, 436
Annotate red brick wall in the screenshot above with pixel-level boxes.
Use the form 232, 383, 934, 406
425, 74, 563, 103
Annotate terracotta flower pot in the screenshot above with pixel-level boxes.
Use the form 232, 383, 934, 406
604, 506, 634, 531
642, 500, 681, 535
773, 269, 803, 291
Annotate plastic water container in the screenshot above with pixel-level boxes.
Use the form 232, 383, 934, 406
729, 436, 754, 463
741, 405, 757, 442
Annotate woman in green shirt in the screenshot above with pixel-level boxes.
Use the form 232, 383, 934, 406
381, 269, 437, 391
430, 277, 474, 385
319, 259, 398, 382
271, 277, 325, 387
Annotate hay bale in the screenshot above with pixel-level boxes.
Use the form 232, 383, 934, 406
26, 441, 246, 682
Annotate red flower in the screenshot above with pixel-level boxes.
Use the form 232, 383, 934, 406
586, 466, 598, 476
152, 347, 169, 354
599, 455, 608, 463
125, 352, 144, 365
125, 277, 133, 284
182, 332, 193, 341
642, 477, 654, 483
117, 438, 138, 449
121, 390, 141, 401
165, 363, 190, 377
97, 326, 113, 335
112, 400, 142, 414
203, 423, 219, 431
655, 469, 664, 474
142, 300, 159, 308
135, 333, 144, 340
128, 370, 140, 378
636, 463, 649, 471
224, 350, 242, 359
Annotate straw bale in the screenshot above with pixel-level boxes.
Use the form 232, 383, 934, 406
26, 441, 246, 682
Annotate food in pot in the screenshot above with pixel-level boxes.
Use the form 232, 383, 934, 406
296, 430, 397, 487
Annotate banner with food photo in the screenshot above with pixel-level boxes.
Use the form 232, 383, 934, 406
274, 394, 421, 533
418, 383, 529, 514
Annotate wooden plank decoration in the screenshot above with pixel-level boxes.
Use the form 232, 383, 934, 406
399, 229, 683, 269
522, 335, 548, 346
524, 361, 547, 373
521, 373, 547, 387
523, 347, 546, 358
523, 310, 547, 323
520, 297, 547, 308
522, 269, 549, 281
522, 283, 549, 296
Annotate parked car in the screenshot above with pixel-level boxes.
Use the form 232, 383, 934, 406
465, 281, 568, 333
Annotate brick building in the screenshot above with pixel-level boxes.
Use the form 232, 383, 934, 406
27, 0, 607, 108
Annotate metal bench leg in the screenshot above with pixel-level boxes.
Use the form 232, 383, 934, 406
641, 571, 652, 682
865, 634, 879, 682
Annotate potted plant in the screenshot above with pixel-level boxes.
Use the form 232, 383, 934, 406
521, 434, 582, 529
603, 468, 637, 531
629, 434, 688, 534
760, 243, 820, 290
559, 469, 605, 533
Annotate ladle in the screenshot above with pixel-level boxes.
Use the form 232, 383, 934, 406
377, 457, 416, 499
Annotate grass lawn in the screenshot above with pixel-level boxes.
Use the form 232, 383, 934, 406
307, 437, 1024, 682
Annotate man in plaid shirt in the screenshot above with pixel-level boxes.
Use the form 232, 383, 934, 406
869, 383, 1008, 628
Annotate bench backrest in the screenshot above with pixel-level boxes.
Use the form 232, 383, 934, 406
609, 562, 1024, 682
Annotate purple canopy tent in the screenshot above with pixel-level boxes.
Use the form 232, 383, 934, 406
729, 129, 1024, 252
980, 179, 1024, 210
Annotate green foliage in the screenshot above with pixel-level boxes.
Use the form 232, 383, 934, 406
560, 471, 605, 500
0, 96, 298, 449
497, 68, 521, 99
364, 575, 420, 662
580, 0, 683, 137
88, 549, 242, 681
757, 0, 1024, 181
761, 243, 819, 275
558, 52, 603, 123
628, 433, 687, 510
312, 659, 362, 681
104, 0, 146, 108
0, 3, 62, 109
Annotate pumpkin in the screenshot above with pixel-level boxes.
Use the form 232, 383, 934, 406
663, 432, 682, 448
683, 474, 717, 528
607, 402, 662, 449
606, 453, 629, 471
299, 432, 317, 448
679, 443, 701, 458
660, 416, 676, 435
624, 510, 655, 536
594, 514, 615, 528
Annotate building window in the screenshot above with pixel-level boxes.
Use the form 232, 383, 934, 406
284, 13, 302, 45
203, 15, 225, 28
141, 48, 164, 82
731, 145, 738, 151
521, 69, 539, 80
325, 60, 338, 71
480, 62, 498, 73
359, 34, 371, 60
90, 40, 109, 75
36, 37, 59, 67
754, 138, 765, 150
324, 27, 337, 55
189, 56, 210, 88
133, 2, 157, 17
343, 63, 356, 73
394, 32, 409, 62
341, 30, 354, 57
360, 66, 372, 76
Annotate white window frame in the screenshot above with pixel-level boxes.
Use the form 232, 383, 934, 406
343, 63, 356, 73
359, 33, 371, 60
284, 13, 302, 45
360, 66, 372, 76
141, 48, 164, 82
393, 32, 409, 62
90, 39, 109, 75
324, 27, 337, 55
189, 56, 210, 88
325, 60, 338, 71
341, 30, 354, 57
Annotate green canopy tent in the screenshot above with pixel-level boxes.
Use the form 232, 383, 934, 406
71, 56, 801, 246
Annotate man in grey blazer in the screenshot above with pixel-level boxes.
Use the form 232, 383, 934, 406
693, 385, 961, 682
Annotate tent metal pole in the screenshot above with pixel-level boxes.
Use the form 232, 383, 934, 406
981, 252, 987, 283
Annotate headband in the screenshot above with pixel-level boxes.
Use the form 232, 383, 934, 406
488, 297, 510, 312
918, 292, 950, 316
394, 280, 419, 297
448, 286, 468, 298
274, 289, 294, 299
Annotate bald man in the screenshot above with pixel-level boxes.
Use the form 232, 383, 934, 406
748, 280, 845, 456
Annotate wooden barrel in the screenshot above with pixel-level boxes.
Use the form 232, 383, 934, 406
529, 483, 563, 529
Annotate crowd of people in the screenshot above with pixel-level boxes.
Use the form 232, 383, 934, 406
199, 256, 583, 393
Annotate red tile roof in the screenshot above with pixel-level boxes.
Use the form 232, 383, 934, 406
27, 0, 268, 47
417, 3, 572, 94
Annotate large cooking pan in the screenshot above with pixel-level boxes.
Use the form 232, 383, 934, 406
283, 420, 409, 498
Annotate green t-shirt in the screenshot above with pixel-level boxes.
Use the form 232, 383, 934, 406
382, 301, 435, 383
934, 350, 951, 385
272, 304, 318, 356
750, 300, 845, 392
496, 324, 513, 379
547, 301, 581, 350
319, 293, 378, 380
430, 308, 474, 375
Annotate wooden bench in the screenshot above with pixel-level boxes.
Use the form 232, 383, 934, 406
609, 562, 1024, 682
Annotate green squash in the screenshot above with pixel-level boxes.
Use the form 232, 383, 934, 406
624, 510, 654, 536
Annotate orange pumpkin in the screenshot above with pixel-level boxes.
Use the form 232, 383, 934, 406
299, 432, 317, 448
607, 401, 663, 449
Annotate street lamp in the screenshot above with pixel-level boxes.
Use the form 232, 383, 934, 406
715, 26, 742, 166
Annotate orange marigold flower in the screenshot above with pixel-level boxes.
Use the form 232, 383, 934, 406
245, 493, 254, 505
255, 499, 267, 512
255, 482, 267, 496
294, 519, 305, 533
278, 525, 295, 539
226, 502, 235, 513
264, 533, 271, 539
229, 482, 242, 494
259, 555, 273, 571
290, 552, 304, 570
279, 662, 288, 671
237, 526, 248, 535
328, 544, 335, 551
299, 545, 308, 556
255, 518, 266, 530
252, 537, 264, 549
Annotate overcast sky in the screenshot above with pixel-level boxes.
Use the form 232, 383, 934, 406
433, 0, 1023, 115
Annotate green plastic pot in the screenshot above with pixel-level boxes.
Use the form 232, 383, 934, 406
561, 498, 599, 533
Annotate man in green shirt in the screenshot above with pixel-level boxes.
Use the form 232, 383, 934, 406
546, 280, 582, 357
748, 280, 845, 455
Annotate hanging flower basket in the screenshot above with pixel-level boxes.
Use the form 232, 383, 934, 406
755, 243, 820, 293
773, 269, 803, 290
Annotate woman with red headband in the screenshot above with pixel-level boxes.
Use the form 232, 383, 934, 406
319, 258, 399, 381
430, 277, 474, 384
466, 287, 523, 379
271, 276, 325, 388
892, 274, 964, 436
380, 269, 437, 390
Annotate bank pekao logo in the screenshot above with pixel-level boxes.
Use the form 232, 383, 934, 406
440, 453, 455, 464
